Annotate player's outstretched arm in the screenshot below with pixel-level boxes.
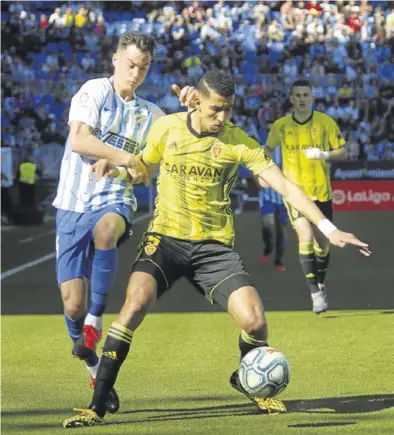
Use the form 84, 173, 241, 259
69, 121, 136, 167
258, 165, 371, 256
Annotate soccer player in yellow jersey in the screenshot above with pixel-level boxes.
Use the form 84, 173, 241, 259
63, 71, 370, 428
266, 79, 348, 314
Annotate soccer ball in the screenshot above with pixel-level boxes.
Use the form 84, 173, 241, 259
239, 346, 290, 398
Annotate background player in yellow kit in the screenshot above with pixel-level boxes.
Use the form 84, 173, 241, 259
266, 79, 348, 314
63, 71, 370, 428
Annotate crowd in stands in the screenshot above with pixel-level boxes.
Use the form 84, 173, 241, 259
1, 0, 394, 167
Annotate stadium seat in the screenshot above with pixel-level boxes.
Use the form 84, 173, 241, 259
122, 12, 133, 21
47, 42, 57, 53
75, 51, 86, 62
379, 64, 394, 81
376, 46, 390, 62
40, 94, 55, 105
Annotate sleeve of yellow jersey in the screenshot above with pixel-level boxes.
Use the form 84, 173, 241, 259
327, 117, 346, 149
265, 119, 282, 151
142, 117, 168, 164
232, 127, 275, 176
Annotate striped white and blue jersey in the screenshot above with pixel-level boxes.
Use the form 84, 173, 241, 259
259, 146, 283, 206
53, 77, 164, 213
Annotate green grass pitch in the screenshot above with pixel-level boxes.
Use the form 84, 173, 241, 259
2, 311, 394, 434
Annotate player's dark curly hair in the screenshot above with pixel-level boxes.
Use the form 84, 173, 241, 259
197, 70, 235, 98
118, 32, 155, 55
291, 79, 312, 92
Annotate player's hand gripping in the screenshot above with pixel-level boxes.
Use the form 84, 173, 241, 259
126, 154, 149, 185
89, 159, 117, 180
328, 230, 371, 257
89, 156, 148, 185
303, 148, 329, 160
172, 84, 198, 109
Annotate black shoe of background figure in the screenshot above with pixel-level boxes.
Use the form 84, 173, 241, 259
89, 386, 120, 415
106, 387, 120, 414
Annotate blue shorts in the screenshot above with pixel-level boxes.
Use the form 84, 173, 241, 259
260, 201, 289, 225
55, 204, 133, 286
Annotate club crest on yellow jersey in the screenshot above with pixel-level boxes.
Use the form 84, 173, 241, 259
311, 127, 318, 139
212, 143, 222, 158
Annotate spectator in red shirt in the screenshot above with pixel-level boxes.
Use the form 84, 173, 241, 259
39, 14, 48, 29
258, 101, 276, 126
306, 0, 322, 16
95, 15, 105, 36
347, 8, 362, 32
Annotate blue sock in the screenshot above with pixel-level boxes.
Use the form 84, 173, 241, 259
89, 248, 118, 316
64, 315, 99, 367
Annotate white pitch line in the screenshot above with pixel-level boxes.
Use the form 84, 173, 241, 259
19, 230, 56, 244
1, 213, 151, 281
1, 253, 56, 280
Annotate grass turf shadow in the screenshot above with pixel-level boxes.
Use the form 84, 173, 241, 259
120, 393, 394, 421
323, 310, 394, 319
285, 394, 394, 414
288, 422, 357, 428
3, 393, 393, 431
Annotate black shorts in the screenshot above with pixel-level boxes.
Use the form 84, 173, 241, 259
285, 199, 333, 225
132, 233, 254, 310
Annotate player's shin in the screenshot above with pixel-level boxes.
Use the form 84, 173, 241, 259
298, 242, 320, 294
239, 330, 268, 360
89, 323, 133, 417
86, 248, 118, 348
90, 248, 118, 317
65, 314, 85, 342
314, 244, 330, 285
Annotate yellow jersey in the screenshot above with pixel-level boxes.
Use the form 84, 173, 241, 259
143, 111, 274, 246
266, 111, 345, 201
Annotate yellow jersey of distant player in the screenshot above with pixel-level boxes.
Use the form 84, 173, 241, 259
142, 111, 274, 247
266, 111, 345, 201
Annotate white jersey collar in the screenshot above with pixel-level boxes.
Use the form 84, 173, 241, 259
109, 76, 140, 106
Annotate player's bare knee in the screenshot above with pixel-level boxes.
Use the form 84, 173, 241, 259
64, 301, 85, 319
236, 300, 267, 336
60, 279, 86, 318
94, 215, 125, 249
242, 312, 267, 337
94, 224, 119, 249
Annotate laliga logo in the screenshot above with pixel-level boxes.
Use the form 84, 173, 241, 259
333, 188, 393, 205
333, 189, 346, 205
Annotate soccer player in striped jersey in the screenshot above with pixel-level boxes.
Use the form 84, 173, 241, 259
53, 32, 194, 410
266, 79, 348, 314
63, 71, 370, 427
259, 146, 288, 272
